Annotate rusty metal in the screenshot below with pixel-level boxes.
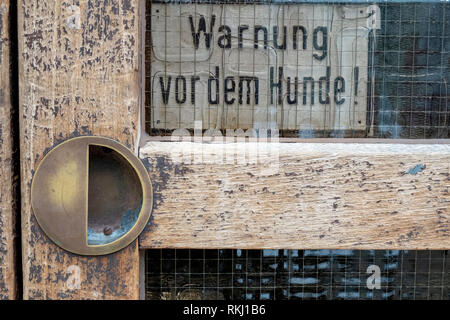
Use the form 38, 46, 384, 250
31, 136, 153, 256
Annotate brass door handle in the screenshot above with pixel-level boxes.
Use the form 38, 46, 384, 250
31, 136, 153, 255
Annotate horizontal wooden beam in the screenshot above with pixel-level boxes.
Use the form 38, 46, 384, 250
139, 141, 450, 249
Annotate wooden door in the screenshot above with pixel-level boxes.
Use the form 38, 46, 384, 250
0, 0, 448, 299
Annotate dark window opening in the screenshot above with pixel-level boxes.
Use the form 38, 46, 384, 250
145, 249, 450, 300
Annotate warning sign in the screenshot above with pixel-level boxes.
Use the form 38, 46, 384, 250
149, 3, 379, 134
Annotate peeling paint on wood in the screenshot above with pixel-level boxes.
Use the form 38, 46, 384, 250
0, 0, 18, 300
19, 0, 141, 299
139, 141, 450, 249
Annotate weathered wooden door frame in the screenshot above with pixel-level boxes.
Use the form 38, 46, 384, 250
0, 0, 20, 300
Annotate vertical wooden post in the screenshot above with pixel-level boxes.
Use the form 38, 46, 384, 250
18, 0, 142, 299
0, 0, 18, 300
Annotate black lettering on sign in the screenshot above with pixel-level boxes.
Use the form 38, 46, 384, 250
254, 26, 268, 49
313, 26, 328, 61
319, 67, 331, 105
185, 16, 332, 53
189, 15, 216, 49
152, 8, 369, 125
303, 77, 315, 105
293, 26, 307, 50
334, 76, 346, 105
287, 77, 298, 105
175, 76, 186, 104
354, 67, 359, 96
239, 25, 249, 49
218, 25, 231, 49
270, 67, 283, 105
239, 77, 259, 105
208, 67, 220, 105
160, 76, 171, 104
191, 76, 200, 104
273, 26, 287, 50
224, 76, 236, 105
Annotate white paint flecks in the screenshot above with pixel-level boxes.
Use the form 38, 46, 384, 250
66, 5, 81, 30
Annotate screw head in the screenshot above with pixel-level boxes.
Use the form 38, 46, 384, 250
103, 227, 113, 236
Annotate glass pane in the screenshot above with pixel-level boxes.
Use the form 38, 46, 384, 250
145, 0, 449, 139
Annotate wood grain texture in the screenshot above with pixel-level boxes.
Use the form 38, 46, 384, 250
0, 0, 18, 300
19, 0, 141, 299
140, 141, 450, 249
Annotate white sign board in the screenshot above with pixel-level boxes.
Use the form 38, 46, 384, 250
149, 3, 379, 134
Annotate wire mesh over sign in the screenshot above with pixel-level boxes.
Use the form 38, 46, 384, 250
145, 0, 449, 138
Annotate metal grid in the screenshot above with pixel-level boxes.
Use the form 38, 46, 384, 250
144, 1, 449, 138
144, 0, 450, 301
145, 249, 450, 300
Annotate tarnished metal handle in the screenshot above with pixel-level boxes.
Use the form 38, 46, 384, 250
31, 136, 153, 256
